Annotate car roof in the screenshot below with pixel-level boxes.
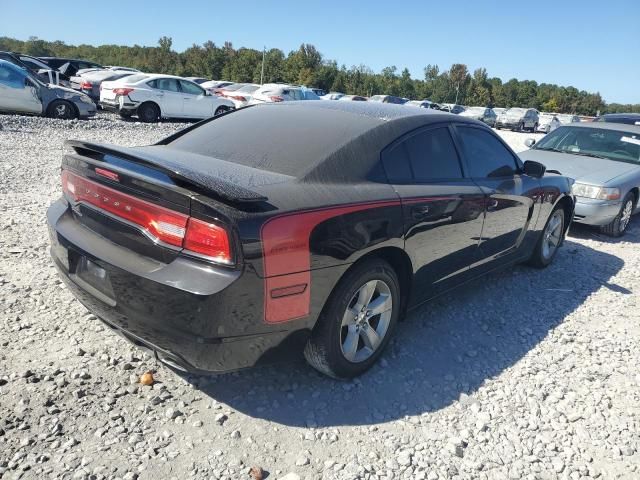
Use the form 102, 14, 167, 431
163, 101, 480, 182
559, 121, 640, 134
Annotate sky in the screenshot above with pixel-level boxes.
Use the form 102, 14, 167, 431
2, 0, 639, 104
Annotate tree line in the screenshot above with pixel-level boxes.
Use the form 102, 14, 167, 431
1, 36, 633, 116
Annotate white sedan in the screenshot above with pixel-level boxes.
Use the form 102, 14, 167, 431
100, 74, 235, 122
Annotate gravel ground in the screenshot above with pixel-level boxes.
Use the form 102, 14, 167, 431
0, 112, 639, 480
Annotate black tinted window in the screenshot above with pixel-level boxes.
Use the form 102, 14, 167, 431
405, 128, 462, 181
458, 126, 517, 178
381, 143, 412, 182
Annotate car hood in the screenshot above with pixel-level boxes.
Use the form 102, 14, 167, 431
519, 149, 639, 184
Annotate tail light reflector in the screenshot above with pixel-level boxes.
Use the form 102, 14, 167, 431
80, 81, 93, 90
183, 218, 232, 264
113, 87, 134, 95
229, 95, 247, 102
269, 96, 284, 102
62, 170, 232, 263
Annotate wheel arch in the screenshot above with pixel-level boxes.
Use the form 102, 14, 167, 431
628, 187, 639, 206
318, 246, 414, 326
554, 194, 574, 234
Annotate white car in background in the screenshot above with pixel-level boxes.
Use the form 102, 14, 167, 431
100, 73, 234, 122
557, 114, 581, 125
536, 113, 561, 133
222, 83, 260, 108
248, 84, 320, 104
321, 92, 345, 100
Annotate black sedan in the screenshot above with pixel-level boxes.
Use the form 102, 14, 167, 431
47, 102, 574, 378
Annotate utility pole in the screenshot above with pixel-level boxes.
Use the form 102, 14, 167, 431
260, 46, 266, 85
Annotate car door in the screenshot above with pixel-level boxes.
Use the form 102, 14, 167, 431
382, 125, 486, 301
0, 63, 42, 114
149, 78, 183, 117
178, 80, 213, 119
454, 125, 541, 271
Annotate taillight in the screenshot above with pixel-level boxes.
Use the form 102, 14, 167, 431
113, 87, 134, 96
229, 95, 246, 102
183, 218, 232, 264
80, 81, 92, 90
62, 170, 232, 263
269, 96, 284, 102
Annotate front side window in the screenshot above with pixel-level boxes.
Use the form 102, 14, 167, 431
179, 80, 204, 95
457, 126, 518, 178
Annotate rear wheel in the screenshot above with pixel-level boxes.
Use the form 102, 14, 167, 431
137, 102, 160, 123
304, 259, 400, 379
532, 122, 538, 133
528, 207, 565, 268
518, 121, 525, 132
47, 100, 77, 120
601, 192, 635, 237
119, 110, 133, 119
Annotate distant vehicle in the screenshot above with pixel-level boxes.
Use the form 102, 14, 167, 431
0, 51, 65, 85
70, 70, 135, 103
215, 83, 249, 96
460, 106, 497, 126
0, 59, 95, 119
184, 77, 210, 85
104, 66, 141, 73
406, 100, 440, 110
496, 107, 539, 131
521, 122, 640, 236
556, 114, 580, 125
38, 57, 103, 78
321, 92, 345, 100
200, 80, 233, 92
492, 107, 507, 116
593, 113, 640, 126
99, 73, 234, 122
223, 83, 260, 108
249, 84, 320, 104
440, 103, 466, 114
338, 95, 367, 101
310, 88, 326, 97
77, 66, 140, 76
536, 113, 561, 133
369, 95, 407, 104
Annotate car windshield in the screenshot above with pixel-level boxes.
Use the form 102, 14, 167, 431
557, 115, 573, 122
123, 74, 149, 83
465, 107, 485, 114
533, 126, 640, 164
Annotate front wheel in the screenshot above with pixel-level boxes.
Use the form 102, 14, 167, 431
528, 207, 565, 268
531, 122, 538, 133
601, 193, 635, 237
214, 106, 232, 116
304, 259, 400, 379
47, 100, 77, 120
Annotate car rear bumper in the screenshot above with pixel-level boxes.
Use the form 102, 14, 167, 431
496, 120, 522, 129
572, 199, 621, 226
46, 198, 308, 373
100, 96, 138, 114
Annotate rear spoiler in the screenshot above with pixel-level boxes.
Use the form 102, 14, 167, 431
65, 140, 268, 205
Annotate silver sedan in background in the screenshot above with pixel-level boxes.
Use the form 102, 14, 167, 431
460, 106, 497, 126
520, 123, 640, 236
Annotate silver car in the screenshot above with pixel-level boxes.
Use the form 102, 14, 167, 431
496, 107, 539, 131
520, 122, 640, 236
0, 59, 96, 119
460, 106, 497, 126
536, 113, 560, 133
557, 114, 581, 125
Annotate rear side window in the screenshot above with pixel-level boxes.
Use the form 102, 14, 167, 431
457, 126, 518, 178
382, 127, 463, 182
153, 78, 180, 92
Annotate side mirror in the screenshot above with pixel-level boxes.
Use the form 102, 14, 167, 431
524, 138, 536, 148
523, 160, 546, 178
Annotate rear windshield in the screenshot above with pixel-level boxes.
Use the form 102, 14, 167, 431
125, 74, 149, 83
166, 105, 380, 177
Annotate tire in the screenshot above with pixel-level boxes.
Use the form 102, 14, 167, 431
119, 110, 133, 119
532, 122, 538, 133
528, 206, 565, 268
47, 100, 77, 120
214, 106, 232, 116
137, 102, 160, 123
601, 192, 635, 237
304, 259, 400, 379
518, 122, 525, 132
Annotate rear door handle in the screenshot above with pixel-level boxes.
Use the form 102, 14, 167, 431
411, 205, 430, 219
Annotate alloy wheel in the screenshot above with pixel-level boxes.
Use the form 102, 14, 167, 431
55, 104, 69, 118
541, 210, 563, 260
620, 199, 633, 232
340, 279, 393, 363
